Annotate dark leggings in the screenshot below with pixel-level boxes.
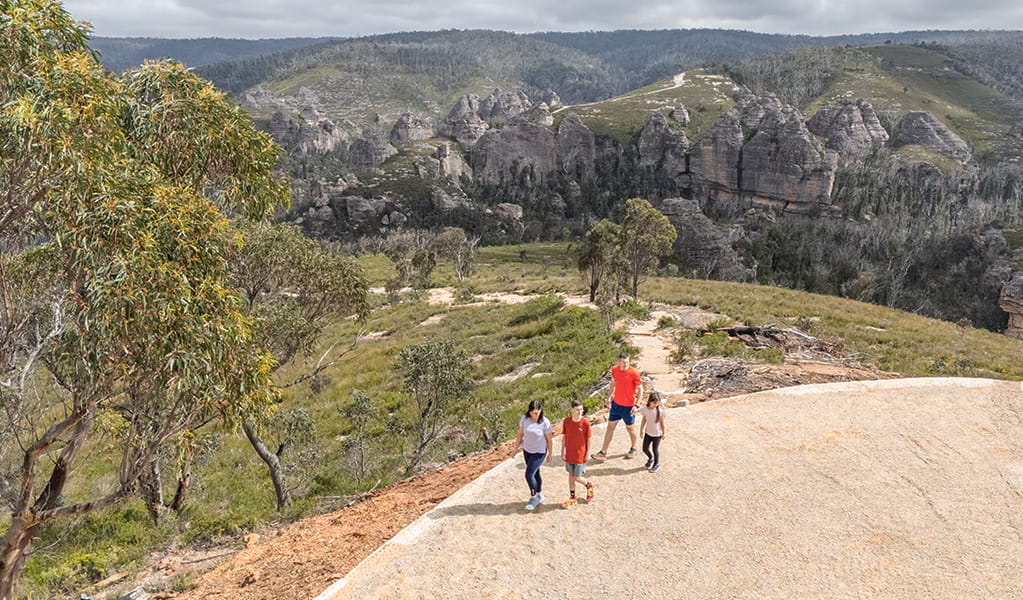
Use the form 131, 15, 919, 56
643, 434, 661, 466
523, 450, 545, 496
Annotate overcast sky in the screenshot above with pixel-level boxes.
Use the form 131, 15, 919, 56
63, 0, 1023, 39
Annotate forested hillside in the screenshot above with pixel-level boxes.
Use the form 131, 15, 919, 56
89, 36, 331, 74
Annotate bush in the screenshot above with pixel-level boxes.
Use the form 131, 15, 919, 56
657, 315, 677, 329
616, 298, 650, 320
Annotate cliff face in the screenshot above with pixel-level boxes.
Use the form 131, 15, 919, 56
999, 276, 1023, 339
469, 120, 557, 185
895, 111, 972, 163
807, 100, 889, 163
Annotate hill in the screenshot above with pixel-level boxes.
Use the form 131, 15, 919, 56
88, 36, 332, 74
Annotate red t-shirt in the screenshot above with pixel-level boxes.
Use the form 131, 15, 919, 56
611, 365, 642, 406
562, 416, 591, 465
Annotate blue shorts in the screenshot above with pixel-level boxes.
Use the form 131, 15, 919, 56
608, 401, 635, 425
565, 463, 587, 476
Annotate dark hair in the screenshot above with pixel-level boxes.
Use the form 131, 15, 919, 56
646, 391, 662, 406
618, 352, 629, 359
570, 399, 583, 409
524, 399, 544, 422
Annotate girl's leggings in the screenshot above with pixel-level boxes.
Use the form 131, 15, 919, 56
523, 450, 545, 496
643, 434, 662, 466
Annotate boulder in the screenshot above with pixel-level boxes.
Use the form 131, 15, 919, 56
390, 112, 435, 142
495, 203, 523, 221
895, 111, 972, 163
807, 100, 889, 163
345, 196, 387, 221
435, 142, 472, 182
669, 106, 691, 125
478, 88, 532, 123
431, 187, 472, 211
268, 107, 348, 154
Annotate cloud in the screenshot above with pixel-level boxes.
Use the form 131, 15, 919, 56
63, 0, 1023, 39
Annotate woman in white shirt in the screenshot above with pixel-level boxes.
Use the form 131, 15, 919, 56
514, 400, 553, 510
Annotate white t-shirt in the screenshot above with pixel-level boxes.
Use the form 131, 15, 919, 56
519, 416, 553, 453
641, 405, 663, 437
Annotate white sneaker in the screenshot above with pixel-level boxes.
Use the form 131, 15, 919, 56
525, 495, 539, 510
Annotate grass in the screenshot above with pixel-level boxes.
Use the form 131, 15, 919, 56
18, 241, 1023, 597
553, 68, 737, 146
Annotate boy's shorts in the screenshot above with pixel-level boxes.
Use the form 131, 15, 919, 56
565, 462, 587, 476
608, 401, 636, 425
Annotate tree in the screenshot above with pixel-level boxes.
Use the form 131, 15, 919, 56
619, 198, 678, 297
396, 340, 474, 475
577, 219, 623, 302
0, 2, 287, 596
231, 221, 368, 510
435, 227, 480, 283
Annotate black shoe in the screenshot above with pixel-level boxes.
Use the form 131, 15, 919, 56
644, 458, 653, 468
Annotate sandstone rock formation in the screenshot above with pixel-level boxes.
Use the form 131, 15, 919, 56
349, 135, 398, 171
895, 111, 972, 163
555, 113, 596, 180
807, 100, 889, 163
269, 107, 349, 154
390, 112, 435, 142
478, 89, 532, 123
660, 198, 754, 282
494, 203, 523, 221
670, 106, 690, 125
469, 122, 556, 185
637, 113, 689, 175
691, 92, 838, 214
414, 143, 473, 184
999, 275, 1023, 339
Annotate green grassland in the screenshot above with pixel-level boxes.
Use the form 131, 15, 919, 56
553, 68, 737, 146
15, 241, 1023, 597
805, 45, 1023, 160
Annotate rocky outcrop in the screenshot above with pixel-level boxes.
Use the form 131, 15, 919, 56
478, 89, 532, 124
349, 135, 398, 171
268, 107, 348, 154
999, 276, 1023, 339
556, 113, 596, 180
895, 111, 972, 163
670, 106, 690, 126
390, 112, 435, 142
637, 113, 689, 176
431, 187, 472, 211
414, 143, 473, 184
345, 196, 388, 221
660, 198, 754, 282
469, 121, 556, 185
494, 203, 523, 221
692, 92, 838, 214
807, 100, 889, 163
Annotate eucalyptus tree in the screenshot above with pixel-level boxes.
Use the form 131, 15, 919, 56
0, 1, 288, 596
619, 197, 678, 298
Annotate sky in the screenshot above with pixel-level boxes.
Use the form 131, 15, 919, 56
63, 0, 1023, 39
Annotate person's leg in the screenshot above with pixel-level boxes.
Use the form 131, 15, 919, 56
568, 472, 576, 495
625, 423, 638, 451
651, 435, 661, 467
598, 419, 618, 454
523, 451, 543, 496
643, 433, 654, 467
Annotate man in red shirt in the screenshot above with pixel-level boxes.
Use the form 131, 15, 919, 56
560, 399, 594, 507
592, 352, 643, 460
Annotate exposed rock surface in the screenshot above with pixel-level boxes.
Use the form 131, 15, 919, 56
895, 111, 972, 163
807, 100, 889, 162
660, 197, 753, 282
670, 106, 691, 125
494, 203, 523, 221
349, 135, 398, 171
478, 89, 532, 123
269, 107, 349, 154
390, 112, 435, 142
637, 112, 689, 175
555, 113, 596, 180
469, 121, 556, 185
692, 92, 838, 214
999, 275, 1023, 339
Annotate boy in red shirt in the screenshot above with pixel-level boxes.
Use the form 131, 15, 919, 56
560, 399, 594, 508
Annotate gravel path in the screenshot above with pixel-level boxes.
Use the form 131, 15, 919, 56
322, 377, 1023, 600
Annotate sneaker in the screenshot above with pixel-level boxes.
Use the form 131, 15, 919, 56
525, 495, 539, 510
536, 492, 544, 505
644, 458, 654, 468
624, 448, 637, 459
650, 464, 661, 473
585, 483, 595, 502
591, 450, 608, 460
562, 497, 578, 508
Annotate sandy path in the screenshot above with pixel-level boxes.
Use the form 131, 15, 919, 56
323, 378, 1023, 600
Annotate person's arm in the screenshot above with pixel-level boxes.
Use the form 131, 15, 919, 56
632, 374, 643, 415
606, 376, 615, 408
560, 428, 566, 461
639, 412, 648, 435
658, 409, 666, 439
545, 431, 554, 463
514, 424, 523, 451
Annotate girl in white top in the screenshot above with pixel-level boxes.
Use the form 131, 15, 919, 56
514, 399, 553, 510
639, 391, 666, 472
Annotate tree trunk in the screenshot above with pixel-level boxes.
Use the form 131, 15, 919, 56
242, 420, 292, 510
140, 460, 164, 525
0, 515, 39, 600
168, 442, 195, 513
